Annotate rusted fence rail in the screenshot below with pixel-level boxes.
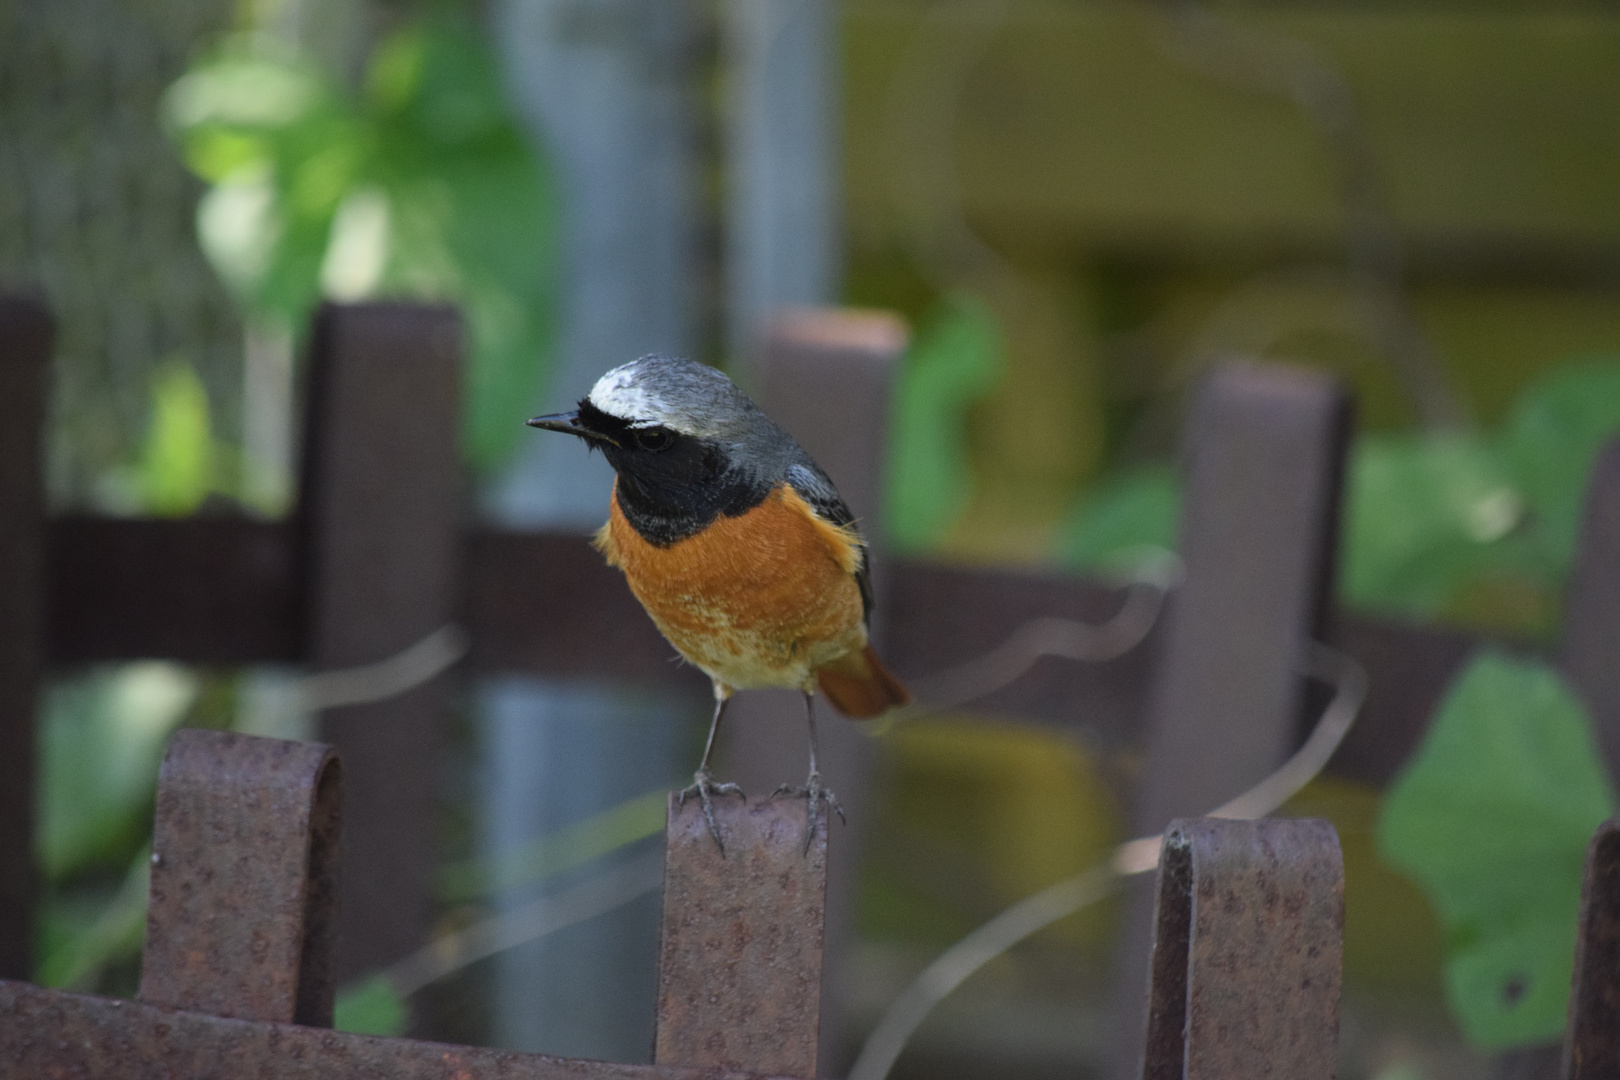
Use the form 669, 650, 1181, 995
6, 725, 1620, 1077
1141, 818, 1344, 1080
0, 728, 823, 1078
0, 725, 1356, 1078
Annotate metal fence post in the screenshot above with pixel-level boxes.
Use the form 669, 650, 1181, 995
654, 797, 828, 1077
140, 729, 342, 1025
1491, 442, 1620, 1080
1500, 441, 1620, 1080
1140, 817, 1344, 1080
717, 307, 907, 1075
1563, 818, 1620, 1079
5, 734, 838, 1080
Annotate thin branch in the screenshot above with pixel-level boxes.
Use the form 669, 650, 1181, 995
847, 641, 1367, 1080
380, 844, 665, 1000
296, 624, 468, 713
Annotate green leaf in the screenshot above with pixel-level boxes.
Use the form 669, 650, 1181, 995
1052, 464, 1180, 572
1377, 651, 1614, 1048
1340, 433, 1532, 619
335, 974, 408, 1036
137, 363, 215, 516
167, 43, 360, 326
885, 294, 1004, 553
40, 665, 198, 881
36, 846, 150, 990
167, 20, 559, 473
365, 18, 558, 470
1502, 358, 1620, 569
166, 51, 325, 134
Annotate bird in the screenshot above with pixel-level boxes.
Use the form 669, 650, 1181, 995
527, 354, 910, 849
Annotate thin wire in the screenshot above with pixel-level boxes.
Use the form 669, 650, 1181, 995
380, 844, 666, 1000
893, 588, 1164, 720
882, 551, 1183, 727
295, 624, 469, 713
846, 641, 1367, 1080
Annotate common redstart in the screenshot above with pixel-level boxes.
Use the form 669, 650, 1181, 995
527, 355, 910, 848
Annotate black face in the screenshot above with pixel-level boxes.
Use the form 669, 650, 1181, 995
570, 400, 768, 545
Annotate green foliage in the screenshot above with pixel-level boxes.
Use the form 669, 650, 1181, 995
35, 665, 198, 992
1051, 464, 1179, 573
165, 17, 558, 470
885, 294, 1004, 553
1054, 358, 1620, 635
1045, 360, 1620, 1046
1378, 651, 1614, 1047
136, 363, 217, 516
1502, 359, 1620, 565
36, 848, 150, 991
1341, 360, 1620, 630
39, 665, 198, 882
335, 974, 409, 1036
1340, 432, 1540, 621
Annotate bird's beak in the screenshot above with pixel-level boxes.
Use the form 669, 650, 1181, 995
525, 410, 617, 446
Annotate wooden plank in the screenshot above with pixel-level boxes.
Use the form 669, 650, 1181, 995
846, 6, 1620, 260
882, 560, 1156, 743
40, 516, 1487, 790
0, 980, 801, 1080
1114, 361, 1351, 1080
654, 798, 827, 1076
1559, 439, 1620, 783
299, 303, 463, 986
47, 516, 300, 664
0, 296, 51, 981
461, 529, 697, 689
140, 730, 340, 1026
1136, 362, 1351, 835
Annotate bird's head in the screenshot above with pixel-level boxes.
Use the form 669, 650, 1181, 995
527, 356, 789, 538
526, 354, 760, 452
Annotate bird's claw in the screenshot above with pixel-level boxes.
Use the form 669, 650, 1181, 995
678, 769, 746, 853
772, 771, 844, 853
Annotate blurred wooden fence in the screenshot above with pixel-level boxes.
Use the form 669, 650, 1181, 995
3, 293, 1620, 1077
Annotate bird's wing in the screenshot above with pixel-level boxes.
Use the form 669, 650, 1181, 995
786, 462, 874, 621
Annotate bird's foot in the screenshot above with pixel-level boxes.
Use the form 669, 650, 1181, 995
677, 769, 746, 853
772, 771, 844, 853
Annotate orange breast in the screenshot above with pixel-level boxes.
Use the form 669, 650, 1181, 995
595, 483, 867, 691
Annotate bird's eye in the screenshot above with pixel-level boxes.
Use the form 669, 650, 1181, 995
634, 428, 673, 452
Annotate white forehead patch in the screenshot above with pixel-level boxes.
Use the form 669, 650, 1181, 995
587, 364, 664, 428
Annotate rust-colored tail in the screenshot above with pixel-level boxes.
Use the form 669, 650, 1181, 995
816, 643, 911, 719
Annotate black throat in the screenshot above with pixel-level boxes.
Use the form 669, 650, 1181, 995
613, 466, 768, 546
577, 402, 771, 545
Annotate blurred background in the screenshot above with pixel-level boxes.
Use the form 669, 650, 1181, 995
8, 0, 1620, 1077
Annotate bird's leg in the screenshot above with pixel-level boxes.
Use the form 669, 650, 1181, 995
677, 685, 745, 852
773, 689, 845, 852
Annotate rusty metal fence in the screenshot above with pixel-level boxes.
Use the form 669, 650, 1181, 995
2, 726, 1617, 1078
0, 723, 1332, 1078
3, 292, 1620, 1077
